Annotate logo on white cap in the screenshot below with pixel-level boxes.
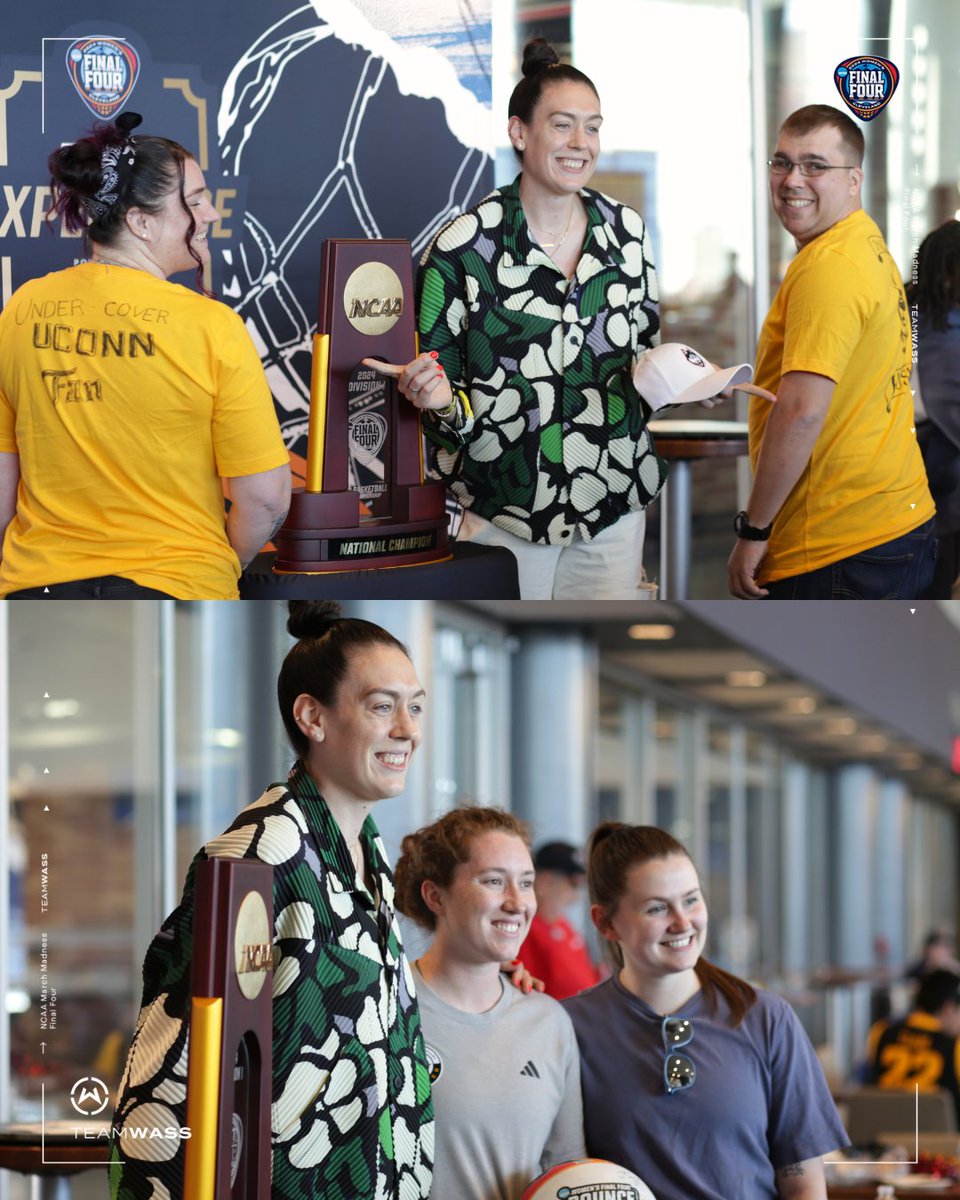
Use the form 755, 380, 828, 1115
632, 343, 772, 410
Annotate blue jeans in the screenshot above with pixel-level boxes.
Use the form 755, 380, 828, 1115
764, 518, 936, 600
7, 575, 175, 599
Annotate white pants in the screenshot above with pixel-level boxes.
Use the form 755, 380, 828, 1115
458, 508, 650, 599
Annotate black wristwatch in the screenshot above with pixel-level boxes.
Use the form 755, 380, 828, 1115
734, 511, 773, 541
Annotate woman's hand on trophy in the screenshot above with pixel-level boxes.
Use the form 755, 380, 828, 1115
361, 353, 454, 411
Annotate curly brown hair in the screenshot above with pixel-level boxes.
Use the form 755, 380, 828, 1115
395, 806, 531, 930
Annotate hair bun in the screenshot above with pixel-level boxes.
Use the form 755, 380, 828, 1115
115, 111, 143, 137
588, 821, 628, 855
521, 37, 560, 78
286, 599, 343, 640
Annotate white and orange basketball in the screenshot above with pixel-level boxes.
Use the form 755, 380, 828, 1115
521, 1158, 657, 1199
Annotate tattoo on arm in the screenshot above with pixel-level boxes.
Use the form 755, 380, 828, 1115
267, 511, 289, 544
778, 1163, 806, 1178
239, 511, 289, 572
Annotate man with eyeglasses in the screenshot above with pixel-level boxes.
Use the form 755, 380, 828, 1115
728, 104, 935, 599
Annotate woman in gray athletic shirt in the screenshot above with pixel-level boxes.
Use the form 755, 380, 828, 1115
395, 807, 586, 1200
564, 823, 847, 1200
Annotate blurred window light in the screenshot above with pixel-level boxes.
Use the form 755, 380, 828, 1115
207, 727, 243, 749
726, 670, 766, 688
628, 624, 676, 640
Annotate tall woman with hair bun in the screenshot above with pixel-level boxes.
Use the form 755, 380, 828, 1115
394, 806, 584, 1200
363, 38, 668, 599
111, 601, 434, 1200
563, 823, 846, 1200
0, 112, 290, 599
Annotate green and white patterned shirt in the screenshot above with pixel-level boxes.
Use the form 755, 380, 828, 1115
110, 762, 434, 1200
418, 175, 667, 544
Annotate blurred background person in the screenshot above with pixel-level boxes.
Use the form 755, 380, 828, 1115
0, 112, 289, 599
865, 968, 960, 1127
519, 840, 602, 1000
395, 807, 585, 1200
906, 928, 960, 981
909, 219, 960, 599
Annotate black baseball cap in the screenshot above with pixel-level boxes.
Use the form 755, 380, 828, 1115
533, 841, 586, 878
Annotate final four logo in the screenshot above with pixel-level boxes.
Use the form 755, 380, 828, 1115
834, 56, 899, 122
66, 38, 141, 119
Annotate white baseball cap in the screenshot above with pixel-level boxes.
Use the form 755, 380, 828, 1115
633, 343, 773, 410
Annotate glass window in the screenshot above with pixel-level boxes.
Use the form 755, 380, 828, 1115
745, 732, 781, 978
174, 602, 289, 874
706, 779, 733, 963
595, 682, 626, 826
5, 604, 163, 1135
431, 609, 512, 811
654, 703, 686, 836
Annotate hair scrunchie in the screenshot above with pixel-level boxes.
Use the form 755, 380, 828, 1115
86, 111, 143, 220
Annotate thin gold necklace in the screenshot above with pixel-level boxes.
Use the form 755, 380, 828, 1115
91, 256, 137, 269
533, 205, 574, 250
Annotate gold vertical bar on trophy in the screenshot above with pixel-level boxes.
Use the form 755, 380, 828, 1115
183, 997, 224, 1200
413, 332, 425, 482
305, 333, 330, 493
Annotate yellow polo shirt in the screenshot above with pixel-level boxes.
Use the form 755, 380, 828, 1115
749, 209, 934, 583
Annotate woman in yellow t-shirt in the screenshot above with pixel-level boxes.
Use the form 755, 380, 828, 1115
0, 112, 290, 599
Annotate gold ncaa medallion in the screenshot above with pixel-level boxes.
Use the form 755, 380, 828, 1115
343, 261, 404, 335
234, 891, 272, 1000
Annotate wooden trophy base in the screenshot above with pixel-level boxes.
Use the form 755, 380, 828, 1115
273, 483, 451, 573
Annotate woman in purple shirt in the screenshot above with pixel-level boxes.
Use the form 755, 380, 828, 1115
563, 824, 847, 1200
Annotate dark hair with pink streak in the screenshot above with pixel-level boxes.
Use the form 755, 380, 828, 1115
588, 822, 757, 1026
47, 113, 208, 292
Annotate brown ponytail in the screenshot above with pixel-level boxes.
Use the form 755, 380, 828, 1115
587, 822, 757, 1026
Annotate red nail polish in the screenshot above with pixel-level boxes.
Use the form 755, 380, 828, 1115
429, 351, 438, 359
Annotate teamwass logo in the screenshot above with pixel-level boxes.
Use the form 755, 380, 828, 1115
834, 56, 899, 122
70, 1076, 110, 1117
66, 38, 141, 119
69, 1075, 191, 1142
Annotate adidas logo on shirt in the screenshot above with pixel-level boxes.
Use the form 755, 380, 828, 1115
520, 1061, 540, 1079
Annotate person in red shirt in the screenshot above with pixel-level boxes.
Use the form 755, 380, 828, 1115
520, 841, 603, 1000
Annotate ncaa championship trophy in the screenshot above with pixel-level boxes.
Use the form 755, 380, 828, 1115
273, 239, 451, 572
183, 859, 273, 1200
